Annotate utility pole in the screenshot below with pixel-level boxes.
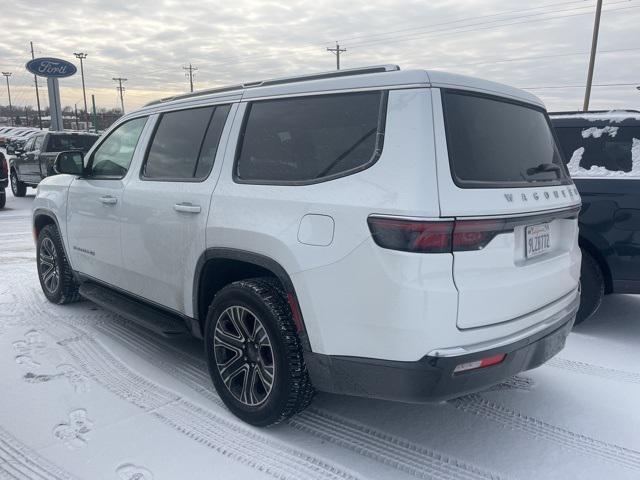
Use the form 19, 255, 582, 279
327, 42, 346, 70
73, 52, 89, 131
74, 103, 80, 130
112, 77, 127, 114
91, 94, 98, 133
2, 72, 12, 126
183, 63, 198, 92
583, 0, 603, 112
31, 42, 43, 129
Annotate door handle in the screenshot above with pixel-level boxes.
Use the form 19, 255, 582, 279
174, 202, 201, 214
99, 195, 118, 205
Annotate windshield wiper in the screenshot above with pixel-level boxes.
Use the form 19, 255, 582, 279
525, 163, 562, 178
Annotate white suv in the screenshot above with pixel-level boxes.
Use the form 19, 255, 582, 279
32, 66, 581, 426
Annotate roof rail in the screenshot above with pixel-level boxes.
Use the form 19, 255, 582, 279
144, 64, 400, 107
549, 109, 640, 115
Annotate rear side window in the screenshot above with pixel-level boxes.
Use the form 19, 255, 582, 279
555, 125, 640, 177
442, 90, 570, 188
143, 105, 230, 180
235, 91, 387, 184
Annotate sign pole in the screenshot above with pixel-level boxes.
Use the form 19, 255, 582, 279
91, 94, 98, 133
47, 77, 64, 131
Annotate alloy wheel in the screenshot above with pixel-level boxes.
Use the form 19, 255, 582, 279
39, 237, 60, 294
213, 306, 275, 407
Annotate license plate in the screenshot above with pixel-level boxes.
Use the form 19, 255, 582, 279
525, 223, 551, 258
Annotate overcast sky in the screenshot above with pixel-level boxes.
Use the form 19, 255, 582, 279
2, 0, 639, 113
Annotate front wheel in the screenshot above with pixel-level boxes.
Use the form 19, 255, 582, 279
10, 169, 26, 197
37, 224, 81, 304
205, 278, 314, 426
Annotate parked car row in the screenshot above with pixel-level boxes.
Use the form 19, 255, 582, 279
0, 126, 41, 152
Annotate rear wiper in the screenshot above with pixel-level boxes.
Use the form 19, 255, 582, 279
525, 163, 562, 177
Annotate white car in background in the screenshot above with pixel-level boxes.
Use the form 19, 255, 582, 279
32, 66, 581, 426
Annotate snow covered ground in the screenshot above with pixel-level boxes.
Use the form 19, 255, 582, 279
1, 186, 640, 480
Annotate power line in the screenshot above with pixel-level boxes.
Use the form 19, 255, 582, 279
183, 63, 198, 92
112, 77, 127, 114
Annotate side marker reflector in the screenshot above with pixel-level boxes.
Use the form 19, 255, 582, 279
453, 354, 506, 374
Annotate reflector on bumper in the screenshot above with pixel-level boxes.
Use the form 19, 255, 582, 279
453, 353, 506, 374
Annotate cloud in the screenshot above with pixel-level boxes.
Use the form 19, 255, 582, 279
2, 0, 639, 112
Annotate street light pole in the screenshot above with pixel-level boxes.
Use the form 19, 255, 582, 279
73, 52, 89, 131
2, 72, 13, 126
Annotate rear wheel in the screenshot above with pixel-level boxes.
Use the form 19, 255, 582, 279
37, 224, 81, 304
10, 169, 26, 197
575, 249, 604, 325
204, 278, 314, 426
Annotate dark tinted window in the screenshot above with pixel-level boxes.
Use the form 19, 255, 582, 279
195, 105, 231, 178
143, 105, 230, 180
47, 134, 99, 152
443, 91, 569, 187
236, 91, 385, 183
555, 126, 640, 174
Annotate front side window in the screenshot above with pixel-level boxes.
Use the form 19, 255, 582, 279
555, 125, 640, 177
235, 91, 386, 184
34, 135, 45, 151
143, 104, 231, 180
442, 90, 570, 188
89, 117, 148, 178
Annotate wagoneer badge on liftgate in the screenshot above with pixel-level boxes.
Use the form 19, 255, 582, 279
26, 58, 77, 78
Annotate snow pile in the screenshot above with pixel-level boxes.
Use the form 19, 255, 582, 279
568, 138, 640, 177
581, 126, 618, 138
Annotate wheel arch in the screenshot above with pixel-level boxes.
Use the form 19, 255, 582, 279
193, 248, 310, 349
578, 233, 613, 294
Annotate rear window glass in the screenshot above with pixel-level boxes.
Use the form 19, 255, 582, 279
442, 91, 570, 188
235, 91, 386, 183
143, 105, 230, 180
47, 134, 99, 152
555, 126, 640, 177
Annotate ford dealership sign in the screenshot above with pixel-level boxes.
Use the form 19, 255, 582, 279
26, 57, 77, 78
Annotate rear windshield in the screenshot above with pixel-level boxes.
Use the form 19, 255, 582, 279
47, 134, 99, 153
442, 90, 570, 188
554, 125, 640, 177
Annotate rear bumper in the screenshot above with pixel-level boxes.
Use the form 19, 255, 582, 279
305, 298, 577, 402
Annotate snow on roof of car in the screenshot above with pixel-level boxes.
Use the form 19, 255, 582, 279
550, 110, 640, 123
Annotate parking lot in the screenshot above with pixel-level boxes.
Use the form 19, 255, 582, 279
0, 185, 638, 480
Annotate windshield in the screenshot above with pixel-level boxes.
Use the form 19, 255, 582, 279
442, 90, 570, 188
47, 134, 99, 153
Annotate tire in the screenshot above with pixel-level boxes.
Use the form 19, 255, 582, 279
575, 248, 605, 325
0, 189, 5, 209
37, 224, 81, 304
10, 169, 26, 197
204, 277, 314, 426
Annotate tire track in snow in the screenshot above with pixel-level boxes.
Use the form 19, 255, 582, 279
92, 313, 507, 480
450, 394, 640, 472
0, 427, 79, 480
14, 283, 361, 480
547, 357, 640, 385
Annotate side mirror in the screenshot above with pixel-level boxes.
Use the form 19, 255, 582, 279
54, 151, 85, 176
14, 148, 23, 156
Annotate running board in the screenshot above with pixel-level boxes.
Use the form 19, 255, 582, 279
79, 282, 189, 337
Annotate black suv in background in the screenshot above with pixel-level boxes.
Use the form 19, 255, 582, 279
551, 110, 640, 323
9, 131, 99, 196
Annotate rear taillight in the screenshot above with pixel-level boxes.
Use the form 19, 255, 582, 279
367, 217, 454, 253
452, 219, 507, 251
368, 216, 510, 253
